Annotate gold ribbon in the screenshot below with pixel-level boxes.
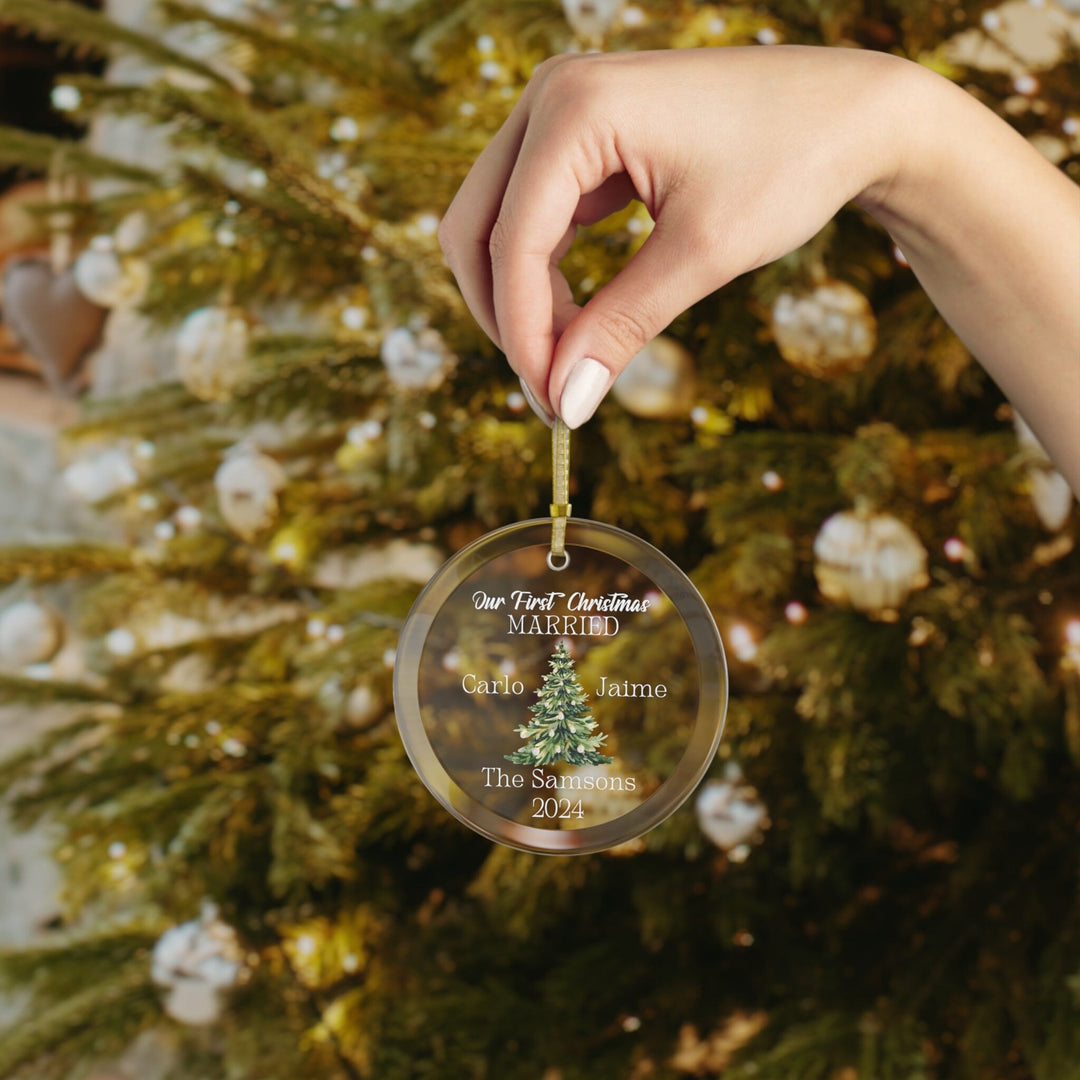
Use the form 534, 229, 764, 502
549, 419, 571, 570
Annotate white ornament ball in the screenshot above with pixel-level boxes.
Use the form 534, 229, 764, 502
73, 248, 149, 308
562, 0, 624, 38
771, 280, 877, 377
0, 601, 64, 667
612, 335, 696, 420
63, 448, 138, 504
1028, 468, 1073, 532
1014, 412, 1075, 531
176, 307, 251, 402
161, 978, 225, 1026
695, 777, 768, 851
380, 326, 451, 390
114, 211, 149, 253
813, 510, 929, 616
152, 902, 244, 1027
214, 449, 287, 540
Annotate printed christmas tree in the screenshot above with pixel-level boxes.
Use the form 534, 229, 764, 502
505, 641, 613, 767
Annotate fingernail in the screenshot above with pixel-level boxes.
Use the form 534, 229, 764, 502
519, 378, 554, 427
559, 357, 610, 430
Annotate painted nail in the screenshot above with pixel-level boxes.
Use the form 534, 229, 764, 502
559, 357, 610, 430
519, 378, 554, 426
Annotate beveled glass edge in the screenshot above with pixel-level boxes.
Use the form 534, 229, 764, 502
393, 518, 728, 855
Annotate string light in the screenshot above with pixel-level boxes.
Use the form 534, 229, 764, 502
106, 628, 137, 657
761, 470, 784, 492
1013, 74, 1039, 96
51, 84, 82, 111
416, 213, 440, 236
175, 505, 202, 531
330, 116, 360, 142
729, 623, 758, 662
341, 305, 368, 331
944, 537, 967, 562
347, 420, 382, 445
784, 601, 808, 625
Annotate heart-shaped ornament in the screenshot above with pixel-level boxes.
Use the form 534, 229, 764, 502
2, 256, 108, 394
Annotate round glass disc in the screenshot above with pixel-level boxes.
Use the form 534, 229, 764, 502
394, 519, 727, 855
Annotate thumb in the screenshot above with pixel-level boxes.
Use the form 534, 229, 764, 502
549, 214, 717, 429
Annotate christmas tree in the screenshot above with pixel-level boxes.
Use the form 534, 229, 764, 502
506, 640, 613, 766
0, 1, 1077, 1078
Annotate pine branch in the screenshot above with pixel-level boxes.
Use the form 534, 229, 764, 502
128, 82, 371, 232
0, 126, 158, 185
0, 544, 134, 586
0, 674, 114, 705
159, 0, 426, 103
0, 0, 235, 87
0, 951, 157, 1076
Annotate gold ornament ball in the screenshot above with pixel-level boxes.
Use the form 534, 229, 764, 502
611, 335, 696, 420
771, 279, 877, 378
813, 510, 929, 617
176, 306, 251, 402
214, 448, 287, 540
0, 600, 64, 667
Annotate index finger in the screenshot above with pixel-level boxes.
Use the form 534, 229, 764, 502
489, 104, 609, 401
438, 56, 576, 352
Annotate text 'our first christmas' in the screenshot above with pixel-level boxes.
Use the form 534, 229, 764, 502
472, 589, 652, 637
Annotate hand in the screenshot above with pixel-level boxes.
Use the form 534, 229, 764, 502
439, 46, 1080, 494
438, 46, 910, 425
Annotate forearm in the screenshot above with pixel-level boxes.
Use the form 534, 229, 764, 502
856, 61, 1080, 493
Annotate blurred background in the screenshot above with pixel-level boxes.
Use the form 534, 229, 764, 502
0, 1, 1078, 1078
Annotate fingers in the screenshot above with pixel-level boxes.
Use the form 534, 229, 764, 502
549, 207, 721, 428
439, 55, 580, 352
489, 119, 596, 400
437, 106, 531, 351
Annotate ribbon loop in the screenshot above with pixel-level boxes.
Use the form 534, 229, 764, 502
549, 419, 571, 569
